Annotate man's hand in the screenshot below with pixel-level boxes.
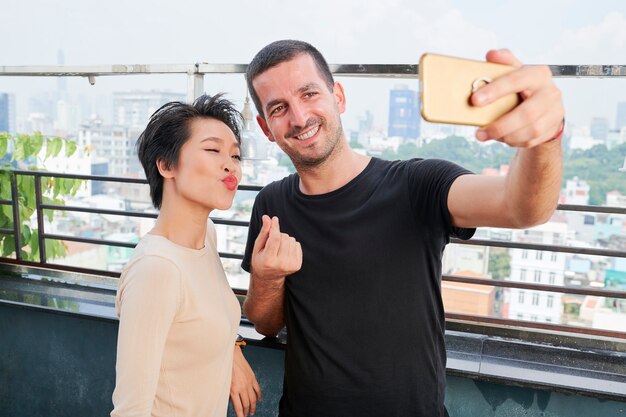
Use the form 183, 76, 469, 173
244, 215, 302, 336
251, 215, 302, 282
471, 49, 564, 148
230, 346, 262, 417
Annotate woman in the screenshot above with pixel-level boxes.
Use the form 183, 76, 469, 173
111, 94, 261, 417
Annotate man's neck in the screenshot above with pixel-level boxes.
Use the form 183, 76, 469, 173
297, 147, 371, 195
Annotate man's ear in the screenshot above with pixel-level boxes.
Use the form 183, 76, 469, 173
333, 82, 346, 114
256, 115, 276, 142
156, 159, 175, 178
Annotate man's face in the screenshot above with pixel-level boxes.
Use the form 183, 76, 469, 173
252, 53, 346, 170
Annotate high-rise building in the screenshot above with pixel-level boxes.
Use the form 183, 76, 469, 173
0, 93, 16, 134
507, 221, 570, 324
113, 91, 185, 128
616, 102, 626, 130
57, 49, 67, 101
387, 84, 420, 139
78, 120, 140, 177
590, 117, 609, 141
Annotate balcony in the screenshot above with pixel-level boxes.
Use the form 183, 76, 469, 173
1, 63, 625, 416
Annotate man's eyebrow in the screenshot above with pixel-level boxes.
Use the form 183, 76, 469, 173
297, 82, 322, 94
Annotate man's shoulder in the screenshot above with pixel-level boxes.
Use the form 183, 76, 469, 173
369, 157, 426, 177
392, 157, 469, 175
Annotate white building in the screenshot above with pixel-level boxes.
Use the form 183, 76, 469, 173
113, 91, 185, 128
443, 228, 491, 276
568, 133, 604, 151
78, 121, 142, 177
19, 112, 54, 136
507, 221, 570, 324
606, 191, 626, 208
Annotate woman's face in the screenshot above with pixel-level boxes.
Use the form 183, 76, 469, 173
164, 117, 242, 212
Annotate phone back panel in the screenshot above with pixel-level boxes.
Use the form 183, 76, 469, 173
420, 53, 521, 127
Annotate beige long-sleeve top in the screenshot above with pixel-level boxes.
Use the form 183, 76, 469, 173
111, 220, 241, 417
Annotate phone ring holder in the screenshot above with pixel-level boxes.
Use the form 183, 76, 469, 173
472, 77, 492, 92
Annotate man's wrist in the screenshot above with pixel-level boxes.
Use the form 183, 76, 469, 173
252, 270, 286, 288
548, 117, 565, 142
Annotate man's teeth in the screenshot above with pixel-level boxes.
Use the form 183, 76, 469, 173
296, 126, 319, 140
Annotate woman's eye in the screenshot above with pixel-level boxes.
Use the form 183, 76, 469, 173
233, 155, 242, 161
205, 149, 219, 153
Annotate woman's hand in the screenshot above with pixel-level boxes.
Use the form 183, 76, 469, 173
230, 346, 262, 416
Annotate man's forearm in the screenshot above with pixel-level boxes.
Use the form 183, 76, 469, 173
504, 138, 562, 228
243, 272, 286, 337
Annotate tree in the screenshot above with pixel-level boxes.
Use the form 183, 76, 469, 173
488, 250, 511, 280
0, 132, 83, 261
380, 148, 397, 161
396, 141, 420, 160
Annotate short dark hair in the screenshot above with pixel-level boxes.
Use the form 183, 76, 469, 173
136, 93, 242, 209
246, 40, 335, 119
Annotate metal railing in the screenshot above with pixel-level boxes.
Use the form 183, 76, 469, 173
0, 169, 260, 277
2, 62, 626, 340
1, 169, 625, 339
2, 63, 626, 103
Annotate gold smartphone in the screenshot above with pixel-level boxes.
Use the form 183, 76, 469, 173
419, 53, 521, 127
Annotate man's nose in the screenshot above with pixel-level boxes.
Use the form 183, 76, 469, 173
289, 103, 308, 129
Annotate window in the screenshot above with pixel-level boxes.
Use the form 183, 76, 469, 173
517, 313, 524, 320
549, 272, 556, 285
532, 293, 540, 306
522, 250, 528, 259
534, 270, 541, 283
536, 251, 543, 260
531, 315, 538, 321
584, 215, 595, 225
520, 269, 527, 281
551, 252, 557, 262
547, 295, 554, 308
518, 291, 525, 304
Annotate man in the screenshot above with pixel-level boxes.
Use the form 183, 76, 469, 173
241, 40, 563, 417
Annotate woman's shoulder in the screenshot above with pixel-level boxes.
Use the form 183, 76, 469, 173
121, 236, 182, 282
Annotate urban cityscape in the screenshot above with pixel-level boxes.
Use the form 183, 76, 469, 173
1, 61, 626, 335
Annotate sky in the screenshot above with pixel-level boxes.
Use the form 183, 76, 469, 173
1, 0, 625, 130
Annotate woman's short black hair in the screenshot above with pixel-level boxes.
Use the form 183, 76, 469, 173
136, 93, 242, 209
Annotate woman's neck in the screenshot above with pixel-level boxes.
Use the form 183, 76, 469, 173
150, 199, 210, 249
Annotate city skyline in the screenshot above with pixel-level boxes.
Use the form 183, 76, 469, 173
1, 1, 625, 131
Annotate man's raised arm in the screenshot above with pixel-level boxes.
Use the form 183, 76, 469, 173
243, 215, 302, 337
449, 49, 564, 229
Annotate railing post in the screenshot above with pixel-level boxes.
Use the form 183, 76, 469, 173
186, 64, 204, 103
10, 172, 22, 260
34, 175, 46, 264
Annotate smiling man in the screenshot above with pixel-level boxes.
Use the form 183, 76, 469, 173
241, 40, 564, 417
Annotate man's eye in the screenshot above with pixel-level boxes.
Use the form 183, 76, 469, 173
271, 105, 284, 115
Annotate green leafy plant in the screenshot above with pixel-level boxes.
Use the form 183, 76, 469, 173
0, 131, 84, 261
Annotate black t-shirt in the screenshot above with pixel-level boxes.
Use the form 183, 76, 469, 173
242, 157, 474, 417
